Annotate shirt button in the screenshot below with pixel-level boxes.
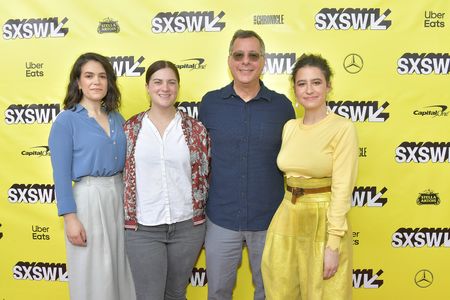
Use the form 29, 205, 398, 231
113, 141, 116, 145
115, 157, 118, 160
112, 130, 114, 133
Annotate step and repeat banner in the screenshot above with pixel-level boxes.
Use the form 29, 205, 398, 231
1, 0, 449, 299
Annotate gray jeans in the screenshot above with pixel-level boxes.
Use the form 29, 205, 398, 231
205, 218, 267, 300
125, 219, 205, 300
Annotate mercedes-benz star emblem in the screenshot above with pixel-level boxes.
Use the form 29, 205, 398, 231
343, 53, 364, 74
414, 269, 433, 288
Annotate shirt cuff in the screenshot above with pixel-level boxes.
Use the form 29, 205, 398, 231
326, 234, 341, 251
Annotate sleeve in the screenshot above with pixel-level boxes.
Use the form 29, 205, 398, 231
326, 121, 358, 250
48, 117, 77, 216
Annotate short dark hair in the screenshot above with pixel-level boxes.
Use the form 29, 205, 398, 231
145, 60, 180, 84
63, 52, 120, 113
229, 29, 265, 56
291, 54, 333, 85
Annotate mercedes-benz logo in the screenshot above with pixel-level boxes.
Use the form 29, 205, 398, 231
343, 53, 364, 74
414, 269, 433, 288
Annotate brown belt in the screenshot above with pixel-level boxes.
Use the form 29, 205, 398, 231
287, 185, 331, 204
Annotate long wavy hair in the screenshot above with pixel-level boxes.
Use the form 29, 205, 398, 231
63, 52, 121, 112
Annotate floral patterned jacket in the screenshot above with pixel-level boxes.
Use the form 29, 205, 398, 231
123, 110, 210, 229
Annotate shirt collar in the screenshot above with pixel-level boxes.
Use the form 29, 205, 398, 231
73, 103, 86, 113
221, 80, 271, 102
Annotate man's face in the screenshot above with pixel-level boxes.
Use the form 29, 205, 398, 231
228, 37, 265, 86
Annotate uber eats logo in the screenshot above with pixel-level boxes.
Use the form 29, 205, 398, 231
3, 17, 68, 40
397, 53, 449, 75
392, 228, 450, 248
4, 104, 60, 124
13, 262, 68, 281
395, 142, 450, 163
151, 11, 225, 33
315, 8, 392, 30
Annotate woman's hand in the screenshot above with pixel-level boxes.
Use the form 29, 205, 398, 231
63, 213, 87, 247
323, 247, 339, 279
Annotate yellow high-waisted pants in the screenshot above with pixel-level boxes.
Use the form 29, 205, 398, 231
262, 177, 352, 300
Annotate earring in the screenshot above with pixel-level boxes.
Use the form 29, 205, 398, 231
295, 102, 299, 108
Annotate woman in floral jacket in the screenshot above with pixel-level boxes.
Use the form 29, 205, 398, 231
122, 60, 210, 300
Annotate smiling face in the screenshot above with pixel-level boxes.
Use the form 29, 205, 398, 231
294, 66, 331, 112
77, 60, 108, 104
146, 67, 179, 109
228, 37, 265, 87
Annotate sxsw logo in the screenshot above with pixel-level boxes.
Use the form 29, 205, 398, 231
13, 261, 68, 281
4, 104, 60, 124
315, 8, 392, 30
352, 186, 388, 207
189, 267, 207, 287
263, 53, 296, 75
397, 53, 449, 75
353, 269, 384, 288
176, 101, 199, 119
327, 101, 389, 122
3, 17, 68, 40
392, 228, 450, 248
8, 184, 55, 204
108, 56, 145, 77
151, 11, 226, 33
395, 142, 450, 163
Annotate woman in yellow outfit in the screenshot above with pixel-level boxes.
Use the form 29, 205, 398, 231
261, 54, 358, 300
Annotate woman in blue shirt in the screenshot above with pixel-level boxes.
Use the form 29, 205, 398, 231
48, 52, 135, 300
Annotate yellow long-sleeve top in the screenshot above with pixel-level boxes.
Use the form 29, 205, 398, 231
277, 112, 358, 250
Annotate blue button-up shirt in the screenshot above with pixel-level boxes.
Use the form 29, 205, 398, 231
48, 104, 126, 216
199, 81, 295, 231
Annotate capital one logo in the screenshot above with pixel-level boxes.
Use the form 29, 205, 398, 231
3, 17, 68, 40
152, 11, 226, 33
315, 8, 392, 30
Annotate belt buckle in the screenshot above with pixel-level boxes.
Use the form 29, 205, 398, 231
291, 187, 304, 204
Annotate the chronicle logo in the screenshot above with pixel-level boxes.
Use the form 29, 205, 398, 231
315, 8, 392, 30
3, 17, 68, 40
151, 11, 225, 33
415, 269, 433, 288
391, 228, 450, 248
263, 53, 296, 75
253, 14, 284, 25
395, 142, 450, 163
4, 104, 60, 124
97, 17, 120, 34
175, 58, 206, 71
353, 269, 384, 288
352, 186, 388, 207
21, 146, 50, 157
327, 101, 389, 122
417, 189, 440, 205
13, 261, 68, 281
108, 56, 145, 77
343, 54, 363, 74
413, 105, 448, 117
175, 101, 199, 119
397, 53, 449, 75
8, 184, 55, 204
424, 11, 445, 28
189, 267, 207, 287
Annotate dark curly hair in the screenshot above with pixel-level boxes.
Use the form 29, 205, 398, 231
291, 54, 333, 85
63, 52, 121, 112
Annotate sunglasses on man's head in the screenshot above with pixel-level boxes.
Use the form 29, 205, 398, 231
230, 51, 263, 62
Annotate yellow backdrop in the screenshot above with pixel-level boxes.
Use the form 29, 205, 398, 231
1, 0, 449, 299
